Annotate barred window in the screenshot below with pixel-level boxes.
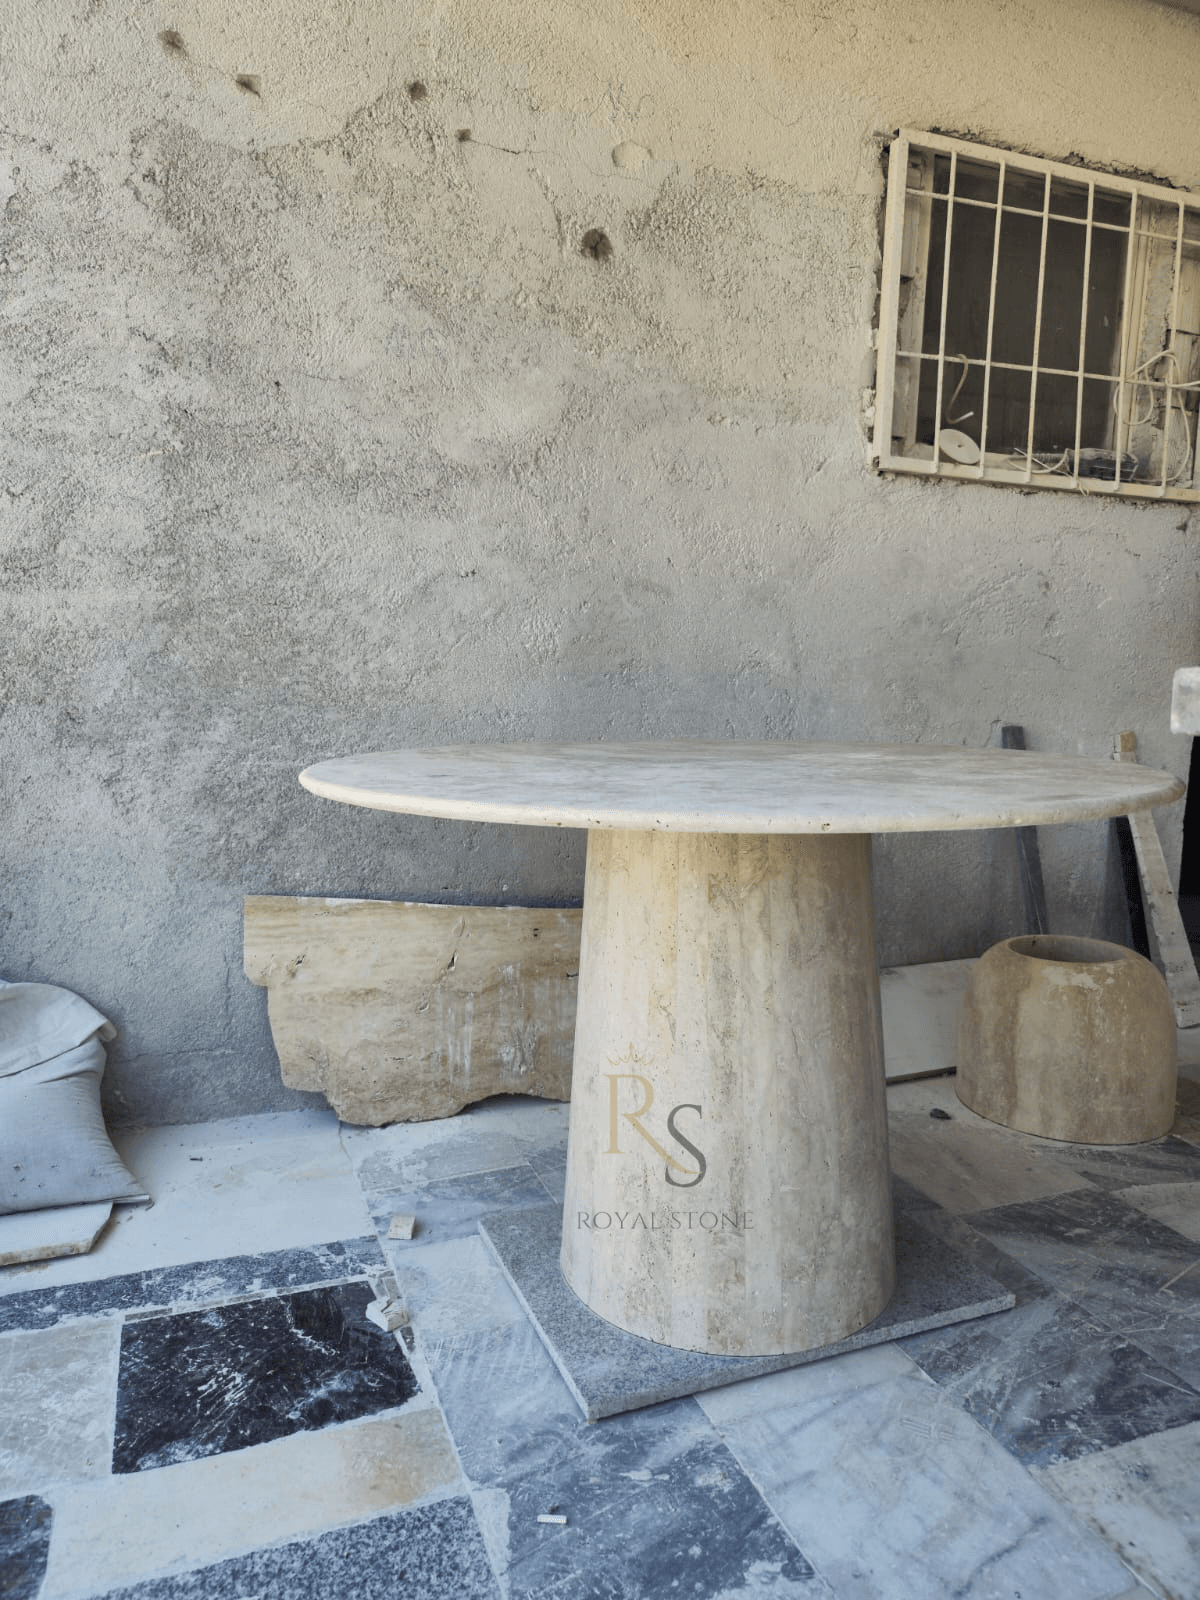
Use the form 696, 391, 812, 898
873, 130, 1200, 502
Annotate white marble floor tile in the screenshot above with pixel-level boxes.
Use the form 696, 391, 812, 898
39, 1408, 462, 1599
0, 1111, 371, 1296
699, 1348, 1135, 1600
887, 1075, 1087, 1214
0, 1322, 120, 1495
1037, 1421, 1200, 1600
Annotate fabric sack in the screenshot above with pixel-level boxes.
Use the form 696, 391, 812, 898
0, 980, 147, 1214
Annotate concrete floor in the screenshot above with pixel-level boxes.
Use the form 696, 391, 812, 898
4, 1050, 1200, 1599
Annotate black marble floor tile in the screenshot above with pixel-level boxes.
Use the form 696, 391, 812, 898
99, 1500, 499, 1599
478, 1198, 1012, 1420
368, 1163, 556, 1248
0, 1236, 386, 1333
1051, 1134, 1200, 1192
0, 1495, 52, 1600
112, 1281, 419, 1472
902, 1284, 1200, 1466
430, 1319, 819, 1600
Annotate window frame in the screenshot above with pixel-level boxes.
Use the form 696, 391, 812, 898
873, 129, 1200, 504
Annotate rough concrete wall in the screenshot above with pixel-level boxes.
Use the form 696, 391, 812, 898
2, 0, 1198, 1125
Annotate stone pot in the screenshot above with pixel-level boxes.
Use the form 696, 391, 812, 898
956, 934, 1176, 1144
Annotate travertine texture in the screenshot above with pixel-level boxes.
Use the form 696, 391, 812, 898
301, 741, 1183, 832
243, 895, 577, 1123
957, 935, 1177, 1144
3, 0, 1198, 1125
560, 829, 893, 1356
1171, 668, 1200, 734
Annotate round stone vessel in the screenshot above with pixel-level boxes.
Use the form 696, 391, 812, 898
957, 935, 1176, 1144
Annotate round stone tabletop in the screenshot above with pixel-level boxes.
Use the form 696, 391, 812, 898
299, 740, 1184, 834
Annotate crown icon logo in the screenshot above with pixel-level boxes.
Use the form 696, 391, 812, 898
605, 1043, 655, 1070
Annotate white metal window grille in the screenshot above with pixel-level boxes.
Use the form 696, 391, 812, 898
874, 130, 1200, 503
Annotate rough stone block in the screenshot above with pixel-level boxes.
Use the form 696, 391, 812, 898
243, 896, 579, 1126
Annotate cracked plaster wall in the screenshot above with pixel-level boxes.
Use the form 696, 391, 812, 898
2, 0, 1198, 1124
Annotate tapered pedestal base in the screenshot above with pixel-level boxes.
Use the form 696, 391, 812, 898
560, 829, 894, 1356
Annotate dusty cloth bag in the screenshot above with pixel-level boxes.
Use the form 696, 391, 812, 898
0, 979, 147, 1213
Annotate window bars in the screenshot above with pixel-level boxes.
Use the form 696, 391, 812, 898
874, 130, 1200, 503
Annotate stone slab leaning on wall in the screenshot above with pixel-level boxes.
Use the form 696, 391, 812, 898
243, 896, 579, 1125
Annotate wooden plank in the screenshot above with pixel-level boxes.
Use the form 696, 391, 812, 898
1113, 732, 1200, 1028
1000, 726, 1050, 934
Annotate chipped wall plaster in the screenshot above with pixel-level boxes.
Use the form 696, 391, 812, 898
1, 0, 1198, 1123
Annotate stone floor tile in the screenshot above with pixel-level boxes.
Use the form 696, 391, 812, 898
386, 1234, 528, 1343
478, 1199, 1011, 1420
0, 1495, 52, 1600
1037, 1420, 1200, 1600
0, 1322, 119, 1495
1115, 1180, 1200, 1243
366, 1163, 555, 1249
0, 1237, 386, 1335
112, 1283, 419, 1472
0, 1111, 370, 1298
901, 1288, 1200, 1466
88, 1498, 499, 1599
1051, 1136, 1200, 1194
343, 1095, 569, 1202
887, 1075, 1088, 1213
41, 1409, 460, 1597
431, 1320, 823, 1599
700, 1359, 1136, 1600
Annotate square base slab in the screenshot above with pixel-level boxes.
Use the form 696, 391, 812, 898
479, 1198, 1015, 1421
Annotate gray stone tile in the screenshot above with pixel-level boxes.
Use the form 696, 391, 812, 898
0, 1322, 119, 1494
0, 1495, 52, 1600
0, 1237, 387, 1334
901, 1287, 1200, 1466
385, 1234, 529, 1343
367, 1163, 555, 1248
967, 1186, 1200, 1392
698, 1359, 1137, 1600
1037, 1420, 1200, 1600
478, 1199, 1013, 1421
1116, 1179, 1200, 1243
430, 1320, 826, 1599
524, 1141, 568, 1204
1054, 1135, 1200, 1193
887, 1074, 1088, 1213
94, 1499, 500, 1598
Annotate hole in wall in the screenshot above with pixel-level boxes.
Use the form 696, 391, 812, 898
580, 228, 613, 263
407, 81, 427, 101
455, 128, 472, 142
158, 29, 187, 56
233, 74, 261, 97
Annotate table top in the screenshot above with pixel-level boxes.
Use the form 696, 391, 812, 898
299, 741, 1184, 834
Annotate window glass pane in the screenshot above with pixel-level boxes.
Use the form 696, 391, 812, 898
1038, 219, 1087, 370
1084, 227, 1128, 374
1093, 189, 1131, 230
1002, 168, 1047, 214
1049, 176, 1090, 222
955, 160, 1000, 206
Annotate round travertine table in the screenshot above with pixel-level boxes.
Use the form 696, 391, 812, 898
300, 741, 1183, 1357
